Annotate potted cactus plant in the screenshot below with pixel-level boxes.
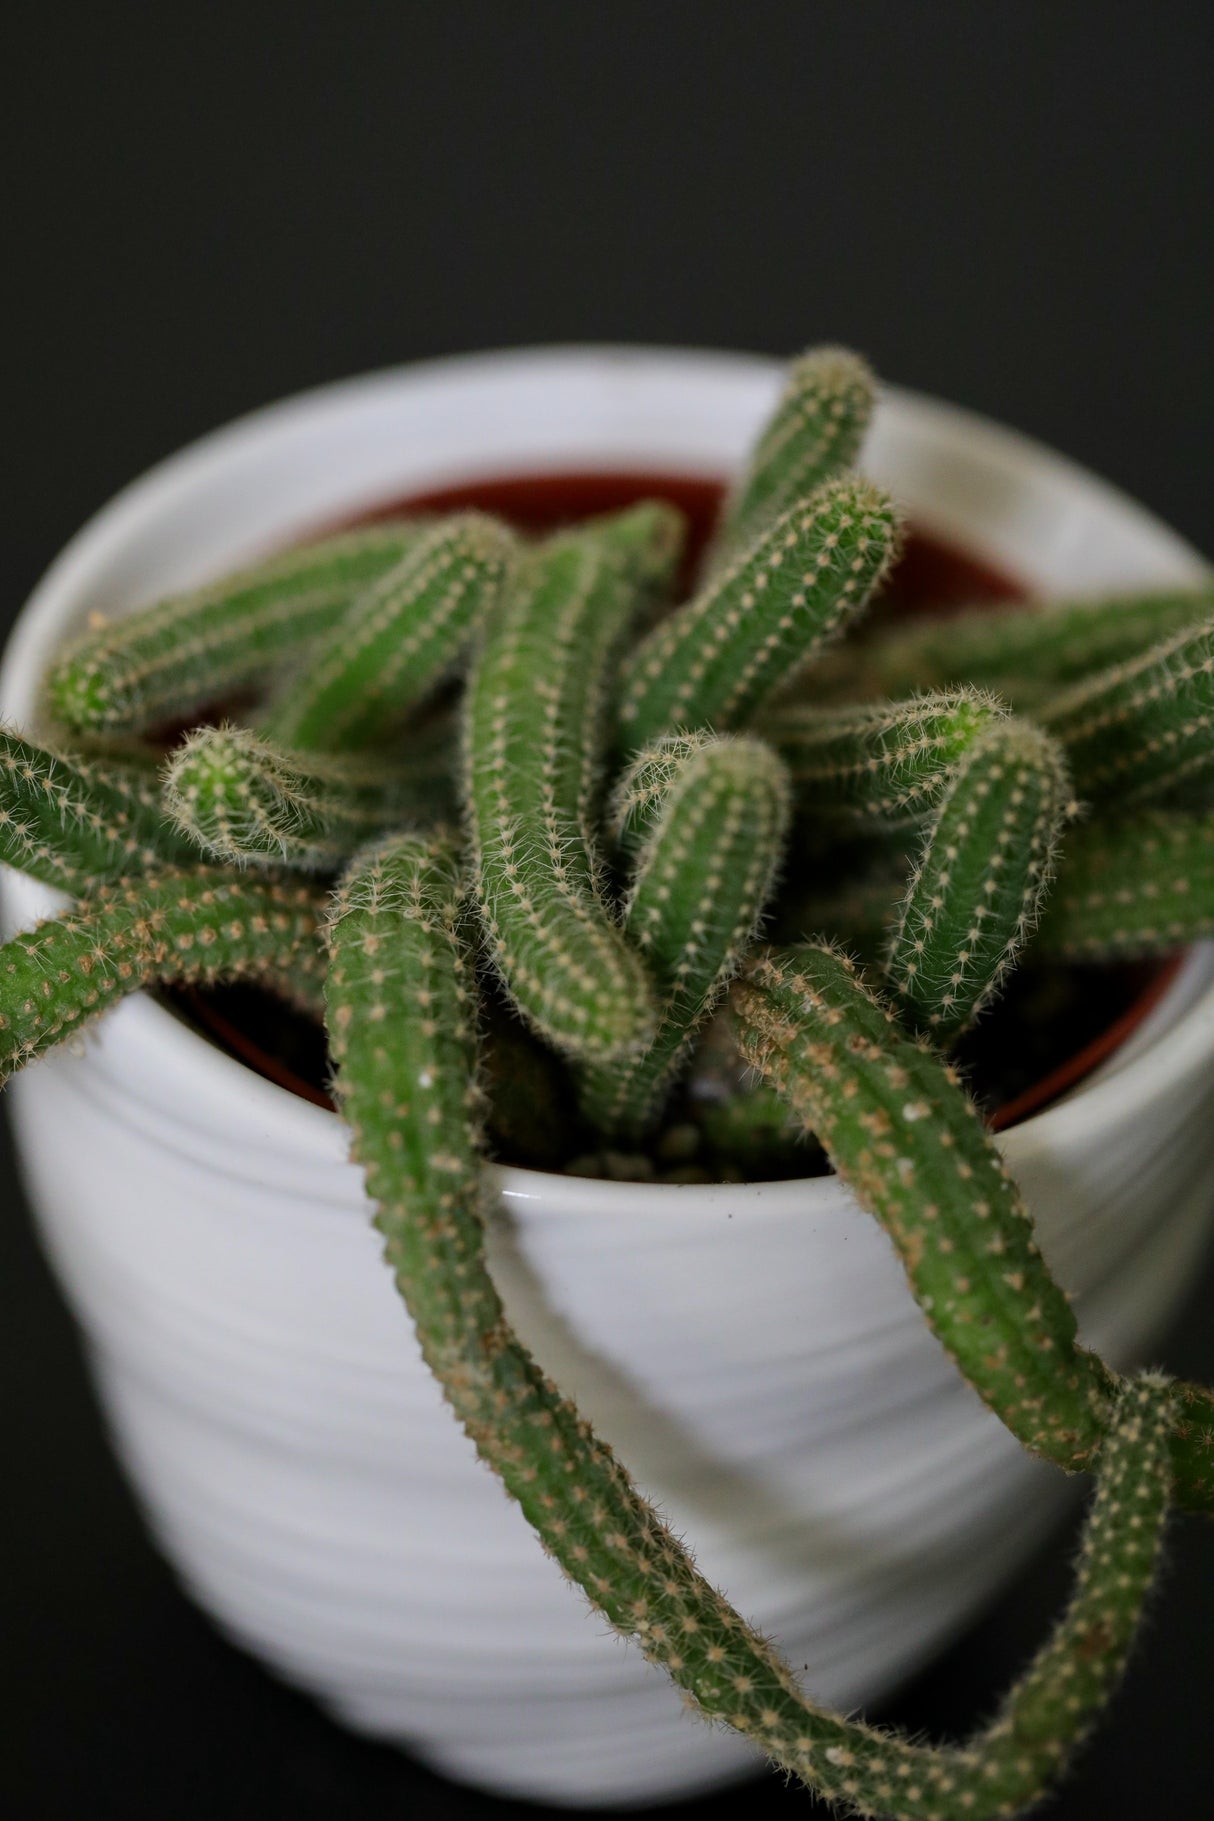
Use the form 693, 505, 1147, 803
4, 345, 1214, 1817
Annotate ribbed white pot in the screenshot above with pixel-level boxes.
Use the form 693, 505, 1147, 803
4, 350, 1214, 1809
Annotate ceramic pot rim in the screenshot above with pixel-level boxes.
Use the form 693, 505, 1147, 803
2, 344, 1212, 1219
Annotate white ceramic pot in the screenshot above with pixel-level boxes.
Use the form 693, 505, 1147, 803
4, 349, 1214, 1809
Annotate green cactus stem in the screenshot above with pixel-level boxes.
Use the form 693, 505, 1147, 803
731, 942, 1116, 1468
43, 521, 430, 737
806, 584, 1214, 712
1041, 615, 1214, 803
0, 726, 197, 891
163, 723, 450, 872
0, 867, 322, 1081
1035, 808, 1214, 958
582, 499, 688, 596
578, 733, 790, 1140
616, 477, 901, 752
463, 531, 658, 1061
770, 687, 1009, 830
261, 513, 516, 753
708, 346, 875, 569
884, 719, 1073, 1043
326, 846, 1171, 1819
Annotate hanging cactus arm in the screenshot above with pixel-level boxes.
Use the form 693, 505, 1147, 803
1035, 809, 1214, 957
730, 942, 1115, 1469
771, 687, 1009, 830
163, 724, 450, 872
884, 718, 1074, 1043
262, 513, 516, 753
1042, 615, 1214, 804
807, 585, 1214, 712
0, 868, 321, 1082
0, 726, 197, 890
43, 522, 430, 737
710, 346, 875, 568
463, 533, 658, 1061
616, 477, 901, 751
578, 733, 791, 1140
327, 843, 1172, 1820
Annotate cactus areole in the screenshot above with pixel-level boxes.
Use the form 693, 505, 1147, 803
8, 347, 1214, 1820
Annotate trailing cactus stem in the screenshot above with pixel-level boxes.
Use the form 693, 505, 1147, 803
617, 476, 901, 750
1036, 809, 1214, 957
1042, 615, 1214, 803
770, 687, 1008, 830
807, 585, 1214, 711
464, 532, 657, 1061
0, 725, 197, 891
327, 857, 1170, 1819
164, 723, 449, 871
885, 718, 1073, 1042
731, 943, 1115, 1468
0, 867, 321, 1081
579, 733, 790, 1140
709, 346, 874, 569
262, 513, 515, 753
43, 521, 429, 736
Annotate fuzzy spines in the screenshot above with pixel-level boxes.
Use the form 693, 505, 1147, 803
1043, 613, 1214, 803
0, 725, 196, 889
617, 475, 901, 751
43, 522, 427, 736
885, 717, 1074, 1042
711, 346, 875, 566
463, 531, 659, 1061
263, 512, 516, 753
731, 940, 1115, 1468
579, 732, 791, 1139
772, 687, 1010, 829
163, 723, 447, 871
0, 867, 322, 1081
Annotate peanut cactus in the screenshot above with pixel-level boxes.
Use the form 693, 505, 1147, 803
262, 512, 516, 752
163, 721, 452, 870
6, 343, 1214, 1818
578, 731, 791, 1138
706, 345, 875, 571
807, 582, 1214, 711
616, 474, 901, 750
43, 520, 431, 736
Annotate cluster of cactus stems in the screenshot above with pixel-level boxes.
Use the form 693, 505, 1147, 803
6, 344, 1214, 1816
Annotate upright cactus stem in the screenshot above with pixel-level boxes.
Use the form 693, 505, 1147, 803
464, 531, 658, 1062
709, 345, 875, 568
579, 733, 791, 1140
262, 513, 516, 753
617, 475, 901, 751
0, 867, 322, 1081
163, 723, 450, 871
1042, 613, 1214, 803
43, 521, 429, 737
885, 718, 1073, 1043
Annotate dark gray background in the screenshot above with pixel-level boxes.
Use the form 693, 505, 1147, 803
5, 6, 1214, 1816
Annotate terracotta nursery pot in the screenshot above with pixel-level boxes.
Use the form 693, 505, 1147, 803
4, 349, 1214, 1808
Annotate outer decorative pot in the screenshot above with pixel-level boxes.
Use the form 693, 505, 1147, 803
4, 349, 1214, 1809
